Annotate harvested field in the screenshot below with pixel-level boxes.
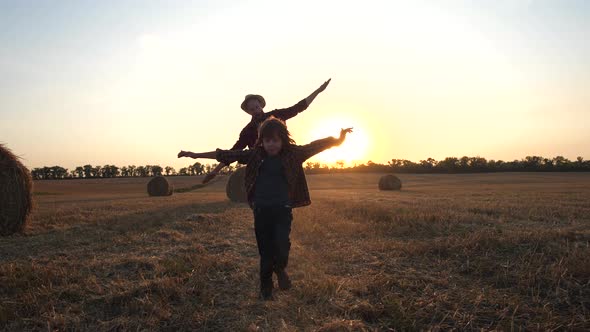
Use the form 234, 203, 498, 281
1, 173, 589, 330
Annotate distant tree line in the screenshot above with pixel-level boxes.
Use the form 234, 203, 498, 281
30, 156, 589, 180
30, 162, 240, 180
304, 155, 590, 174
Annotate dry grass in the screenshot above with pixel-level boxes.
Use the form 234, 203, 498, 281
1, 173, 589, 331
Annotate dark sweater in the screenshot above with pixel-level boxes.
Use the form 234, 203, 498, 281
253, 155, 290, 207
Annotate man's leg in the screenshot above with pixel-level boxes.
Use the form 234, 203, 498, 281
273, 206, 293, 290
254, 207, 274, 299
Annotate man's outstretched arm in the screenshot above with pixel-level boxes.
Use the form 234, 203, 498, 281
305, 78, 331, 106
269, 78, 332, 121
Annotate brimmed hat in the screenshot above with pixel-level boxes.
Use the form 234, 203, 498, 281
241, 94, 266, 111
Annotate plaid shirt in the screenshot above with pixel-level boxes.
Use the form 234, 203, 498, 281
230, 99, 308, 150
217, 136, 341, 208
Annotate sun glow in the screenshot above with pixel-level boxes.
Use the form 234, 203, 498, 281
303, 118, 370, 167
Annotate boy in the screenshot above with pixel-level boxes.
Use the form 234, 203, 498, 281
195, 79, 331, 184
178, 117, 352, 300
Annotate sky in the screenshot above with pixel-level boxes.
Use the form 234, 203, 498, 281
1, 0, 589, 171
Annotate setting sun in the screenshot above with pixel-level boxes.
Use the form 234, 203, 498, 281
304, 119, 370, 166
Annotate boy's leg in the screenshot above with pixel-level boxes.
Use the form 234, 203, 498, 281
273, 206, 293, 289
254, 207, 274, 298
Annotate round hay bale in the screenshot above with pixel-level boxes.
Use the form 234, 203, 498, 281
147, 176, 173, 196
378, 174, 402, 191
0, 144, 33, 236
226, 167, 247, 203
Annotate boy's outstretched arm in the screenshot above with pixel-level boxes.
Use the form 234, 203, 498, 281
296, 127, 353, 162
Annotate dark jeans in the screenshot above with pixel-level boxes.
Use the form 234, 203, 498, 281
253, 205, 293, 287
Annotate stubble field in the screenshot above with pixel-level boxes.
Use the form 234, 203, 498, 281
1, 173, 589, 331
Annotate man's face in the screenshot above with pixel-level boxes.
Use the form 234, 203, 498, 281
262, 134, 282, 156
246, 98, 264, 116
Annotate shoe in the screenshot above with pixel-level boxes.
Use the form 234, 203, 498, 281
260, 280, 274, 300
276, 269, 292, 290
260, 286, 274, 300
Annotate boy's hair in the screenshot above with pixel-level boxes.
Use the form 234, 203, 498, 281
256, 116, 296, 148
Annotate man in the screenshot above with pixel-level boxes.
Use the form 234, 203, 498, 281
199, 78, 331, 183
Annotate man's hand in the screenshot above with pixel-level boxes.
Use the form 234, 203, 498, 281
178, 150, 188, 158
203, 162, 226, 183
317, 78, 331, 93
339, 127, 353, 142
202, 171, 218, 184
306, 78, 332, 106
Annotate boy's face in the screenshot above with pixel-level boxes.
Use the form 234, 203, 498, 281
262, 134, 282, 156
246, 99, 264, 116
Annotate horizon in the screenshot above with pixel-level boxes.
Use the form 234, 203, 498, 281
2, 0, 589, 171
24, 153, 589, 177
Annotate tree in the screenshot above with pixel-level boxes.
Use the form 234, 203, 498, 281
136, 166, 148, 177
437, 157, 459, 173
108, 165, 120, 177
50, 166, 68, 179
83, 165, 93, 178
144, 165, 153, 176
41, 166, 51, 179
553, 156, 569, 167
419, 158, 437, 170
101, 164, 110, 178
388, 159, 404, 168
74, 166, 84, 178
459, 156, 470, 170
192, 162, 205, 175
128, 165, 137, 177
575, 157, 588, 171
93, 166, 102, 178
224, 164, 234, 174
469, 157, 487, 171
120, 166, 129, 177
31, 168, 43, 180
151, 165, 163, 176
523, 156, 543, 170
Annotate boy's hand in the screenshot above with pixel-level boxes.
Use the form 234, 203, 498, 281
339, 127, 353, 141
178, 150, 188, 158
